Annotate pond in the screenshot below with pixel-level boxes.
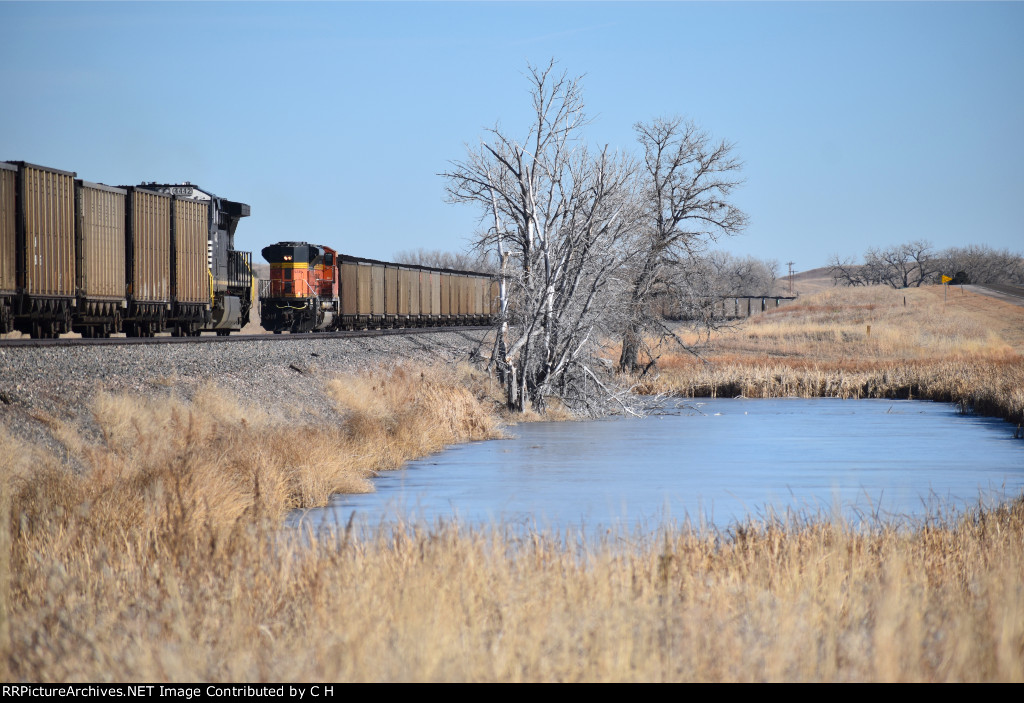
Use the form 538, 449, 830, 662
288, 398, 1024, 533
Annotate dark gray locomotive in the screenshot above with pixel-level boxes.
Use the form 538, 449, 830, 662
0, 161, 253, 337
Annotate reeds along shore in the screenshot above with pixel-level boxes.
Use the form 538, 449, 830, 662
3, 460, 1023, 681
0, 363, 504, 679
640, 285, 1024, 427
2, 363, 502, 547
1, 285, 1023, 681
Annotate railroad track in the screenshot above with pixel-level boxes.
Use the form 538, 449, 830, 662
0, 325, 492, 348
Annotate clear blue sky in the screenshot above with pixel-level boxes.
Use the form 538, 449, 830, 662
3, 1, 1021, 272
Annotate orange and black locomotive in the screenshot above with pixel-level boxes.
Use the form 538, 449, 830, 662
260, 242, 339, 333
259, 241, 496, 333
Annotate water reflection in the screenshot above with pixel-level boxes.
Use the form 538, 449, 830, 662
289, 398, 1024, 533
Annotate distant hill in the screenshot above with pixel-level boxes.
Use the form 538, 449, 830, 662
782, 266, 835, 296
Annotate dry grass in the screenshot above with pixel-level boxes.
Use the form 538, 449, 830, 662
1, 363, 508, 681
3, 470, 1022, 681
641, 285, 1024, 426
1, 363, 501, 571
3, 305, 1024, 682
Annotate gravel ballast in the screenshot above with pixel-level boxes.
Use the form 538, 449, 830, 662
0, 329, 493, 453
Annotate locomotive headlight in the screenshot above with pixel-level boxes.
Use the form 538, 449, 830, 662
283, 255, 293, 262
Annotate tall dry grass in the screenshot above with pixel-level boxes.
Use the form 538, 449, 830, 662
1, 363, 509, 681
3, 478, 1022, 681
642, 285, 1024, 426
4, 306, 1024, 681
1, 363, 501, 572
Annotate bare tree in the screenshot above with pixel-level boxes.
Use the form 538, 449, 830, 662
864, 240, 934, 288
828, 254, 869, 286
904, 239, 937, 286
442, 61, 640, 413
832, 240, 937, 288
935, 244, 1024, 284
707, 252, 778, 296
617, 117, 747, 373
393, 247, 497, 273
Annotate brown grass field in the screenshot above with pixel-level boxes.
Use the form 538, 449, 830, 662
641, 284, 1024, 429
2, 284, 1023, 681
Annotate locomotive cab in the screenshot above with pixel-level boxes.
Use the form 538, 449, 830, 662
260, 241, 340, 333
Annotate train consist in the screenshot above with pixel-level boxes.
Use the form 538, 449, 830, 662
259, 241, 496, 333
0, 161, 253, 337
0, 161, 496, 339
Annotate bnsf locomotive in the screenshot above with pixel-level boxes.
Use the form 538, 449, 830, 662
0, 161, 253, 337
260, 242, 496, 333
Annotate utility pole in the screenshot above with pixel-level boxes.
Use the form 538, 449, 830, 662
786, 261, 795, 295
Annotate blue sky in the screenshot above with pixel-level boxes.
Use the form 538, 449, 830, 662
2, 1, 1021, 272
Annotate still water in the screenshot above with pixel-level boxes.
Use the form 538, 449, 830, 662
289, 399, 1024, 533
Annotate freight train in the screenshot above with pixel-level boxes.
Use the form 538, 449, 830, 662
259, 241, 496, 333
0, 161, 253, 338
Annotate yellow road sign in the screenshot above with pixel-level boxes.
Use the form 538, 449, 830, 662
942, 275, 952, 283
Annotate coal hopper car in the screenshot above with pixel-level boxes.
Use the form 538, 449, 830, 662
260, 241, 496, 333
0, 160, 253, 337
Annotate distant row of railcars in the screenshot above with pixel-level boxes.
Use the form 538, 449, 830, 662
0, 161, 253, 337
259, 241, 496, 333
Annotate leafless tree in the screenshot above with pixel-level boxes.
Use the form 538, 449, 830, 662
904, 239, 937, 286
617, 117, 747, 373
831, 240, 937, 288
442, 61, 641, 413
864, 240, 934, 288
935, 244, 1024, 284
828, 253, 870, 286
707, 251, 779, 296
393, 247, 497, 273
866, 247, 910, 288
